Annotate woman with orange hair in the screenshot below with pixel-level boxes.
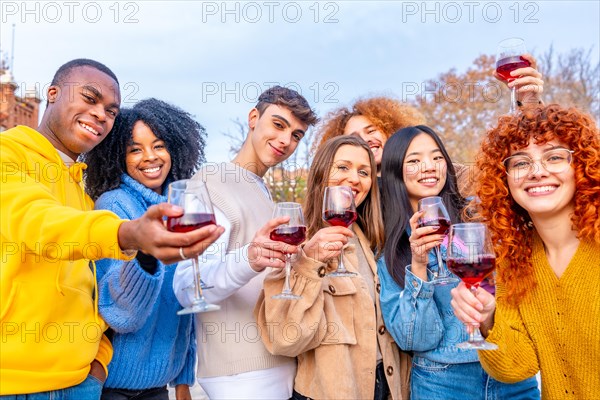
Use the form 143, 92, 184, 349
450, 104, 600, 399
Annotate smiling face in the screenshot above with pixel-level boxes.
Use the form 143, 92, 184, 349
327, 144, 373, 207
343, 115, 387, 168
244, 104, 308, 176
402, 133, 448, 211
125, 121, 172, 194
506, 140, 575, 220
42, 66, 121, 160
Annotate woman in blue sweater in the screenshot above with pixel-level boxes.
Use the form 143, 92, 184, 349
83, 98, 207, 400
377, 125, 540, 399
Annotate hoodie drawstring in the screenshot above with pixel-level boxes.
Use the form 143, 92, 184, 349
54, 266, 65, 296
90, 260, 100, 324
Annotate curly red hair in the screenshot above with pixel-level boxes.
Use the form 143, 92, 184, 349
314, 96, 426, 151
476, 104, 600, 305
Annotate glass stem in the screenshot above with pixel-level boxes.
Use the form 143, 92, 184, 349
282, 254, 292, 294
434, 245, 443, 278
191, 257, 205, 305
337, 247, 347, 273
510, 86, 517, 114
468, 285, 481, 342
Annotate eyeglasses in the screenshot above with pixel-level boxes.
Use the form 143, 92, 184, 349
502, 148, 574, 178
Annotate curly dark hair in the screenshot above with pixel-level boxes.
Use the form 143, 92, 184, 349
475, 104, 600, 305
83, 98, 207, 200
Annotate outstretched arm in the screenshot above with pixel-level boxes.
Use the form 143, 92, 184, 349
174, 208, 295, 306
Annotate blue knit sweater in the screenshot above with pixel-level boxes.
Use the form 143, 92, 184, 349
95, 174, 195, 389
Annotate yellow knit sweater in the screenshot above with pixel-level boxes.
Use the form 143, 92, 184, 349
479, 236, 600, 399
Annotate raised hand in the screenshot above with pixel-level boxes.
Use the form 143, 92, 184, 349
495, 53, 544, 106
450, 281, 496, 335
408, 210, 446, 281
248, 216, 300, 272
118, 203, 224, 265
302, 226, 354, 263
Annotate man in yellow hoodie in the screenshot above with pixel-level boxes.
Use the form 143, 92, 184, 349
0, 59, 223, 397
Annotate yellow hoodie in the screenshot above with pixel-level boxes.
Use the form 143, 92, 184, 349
1, 126, 131, 394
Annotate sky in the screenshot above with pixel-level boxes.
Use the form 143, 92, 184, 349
1, 0, 599, 163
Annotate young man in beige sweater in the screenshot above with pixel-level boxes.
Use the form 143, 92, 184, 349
174, 86, 318, 399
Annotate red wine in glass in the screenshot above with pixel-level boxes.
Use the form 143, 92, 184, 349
496, 37, 527, 114
270, 226, 306, 246
271, 202, 306, 300
322, 210, 357, 228
167, 179, 220, 314
417, 217, 451, 236
167, 213, 216, 233
447, 222, 498, 350
417, 197, 458, 285
447, 255, 496, 289
496, 56, 531, 82
322, 186, 358, 277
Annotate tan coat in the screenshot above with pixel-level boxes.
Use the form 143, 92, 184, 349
255, 226, 411, 400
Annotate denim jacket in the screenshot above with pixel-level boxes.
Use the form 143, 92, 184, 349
377, 241, 479, 365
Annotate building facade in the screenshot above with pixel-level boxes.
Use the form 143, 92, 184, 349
0, 67, 40, 132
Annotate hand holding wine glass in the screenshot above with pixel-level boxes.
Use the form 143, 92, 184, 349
302, 226, 353, 264
417, 196, 459, 285
450, 281, 497, 337
269, 202, 306, 300
118, 203, 223, 266
496, 37, 530, 114
494, 53, 543, 107
446, 223, 498, 350
167, 179, 220, 315
322, 186, 357, 277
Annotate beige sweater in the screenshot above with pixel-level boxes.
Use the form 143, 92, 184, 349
480, 236, 600, 399
192, 162, 296, 377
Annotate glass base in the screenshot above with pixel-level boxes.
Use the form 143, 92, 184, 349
456, 340, 498, 350
431, 276, 460, 286
327, 270, 357, 277
177, 302, 220, 315
272, 292, 302, 300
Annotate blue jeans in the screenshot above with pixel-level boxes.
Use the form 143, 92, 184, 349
411, 357, 540, 400
0, 375, 103, 400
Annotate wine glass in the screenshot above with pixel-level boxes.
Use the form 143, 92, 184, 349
496, 37, 530, 114
270, 202, 306, 300
322, 186, 357, 277
167, 179, 220, 315
446, 223, 498, 350
417, 196, 459, 285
